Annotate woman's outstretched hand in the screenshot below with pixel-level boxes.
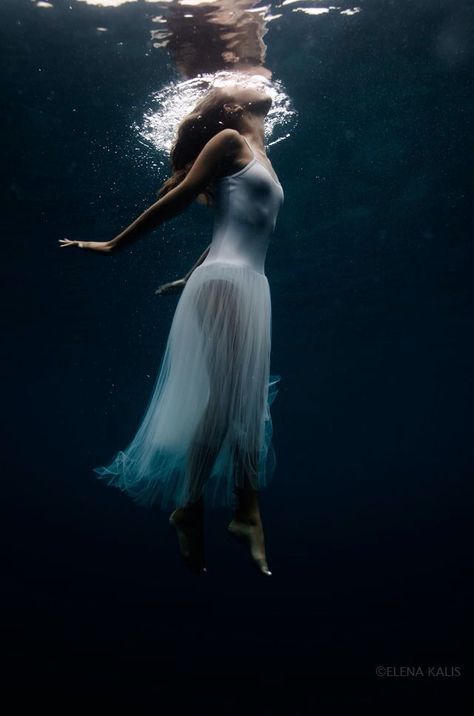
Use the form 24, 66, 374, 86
58, 239, 114, 253
155, 278, 187, 295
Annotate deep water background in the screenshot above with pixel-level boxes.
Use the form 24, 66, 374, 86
1, 0, 472, 709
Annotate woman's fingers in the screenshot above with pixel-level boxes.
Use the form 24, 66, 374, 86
58, 240, 114, 253
58, 239, 84, 248
58, 239, 77, 248
155, 280, 183, 295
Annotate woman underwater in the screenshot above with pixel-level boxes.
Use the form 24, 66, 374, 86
59, 82, 284, 576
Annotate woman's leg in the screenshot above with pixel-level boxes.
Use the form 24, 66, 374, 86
191, 275, 272, 575
182, 395, 230, 504
170, 277, 239, 571
169, 398, 226, 575
182, 276, 240, 503
228, 442, 272, 576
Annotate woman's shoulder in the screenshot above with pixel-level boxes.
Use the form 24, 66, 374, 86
206, 128, 244, 153
199, 130, 246, 177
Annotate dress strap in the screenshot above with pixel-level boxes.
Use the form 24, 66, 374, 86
242, 135, 256, 158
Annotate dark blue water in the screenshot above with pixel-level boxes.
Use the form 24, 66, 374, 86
1, 0, 472, 709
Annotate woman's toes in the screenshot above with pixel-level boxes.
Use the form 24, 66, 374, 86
227, 518, 271, 575
257, 561, 272, 576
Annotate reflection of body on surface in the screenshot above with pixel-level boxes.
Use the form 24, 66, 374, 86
159, 0, 273, 81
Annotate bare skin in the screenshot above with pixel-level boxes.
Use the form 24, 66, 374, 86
228, 475, 272, 577
169, 496, 206, 575
58, 84, 278, 576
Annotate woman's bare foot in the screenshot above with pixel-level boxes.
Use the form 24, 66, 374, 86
169, 498, 207, 574
227, 512, 272, 576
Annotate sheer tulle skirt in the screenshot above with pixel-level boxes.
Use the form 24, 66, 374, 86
93, 261, 281, 510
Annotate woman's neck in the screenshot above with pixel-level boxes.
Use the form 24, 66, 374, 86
239, 115, 266, 152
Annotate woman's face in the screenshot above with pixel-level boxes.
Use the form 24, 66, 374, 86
225, 84, 273, 116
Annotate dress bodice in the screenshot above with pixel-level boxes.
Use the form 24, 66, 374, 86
200, 137, 284, 275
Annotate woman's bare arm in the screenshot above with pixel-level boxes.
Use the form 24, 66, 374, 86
183, 243, 211, 280
155, 243, 211, 295
109, 128, 241, 251
58, 128, 240, 254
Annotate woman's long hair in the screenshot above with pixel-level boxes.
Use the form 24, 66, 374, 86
157, 87, 237, 207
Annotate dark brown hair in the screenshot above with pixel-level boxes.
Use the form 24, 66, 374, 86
157, 86, 237, 207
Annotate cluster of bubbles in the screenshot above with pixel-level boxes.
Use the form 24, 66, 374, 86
133, 70, 298, 159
